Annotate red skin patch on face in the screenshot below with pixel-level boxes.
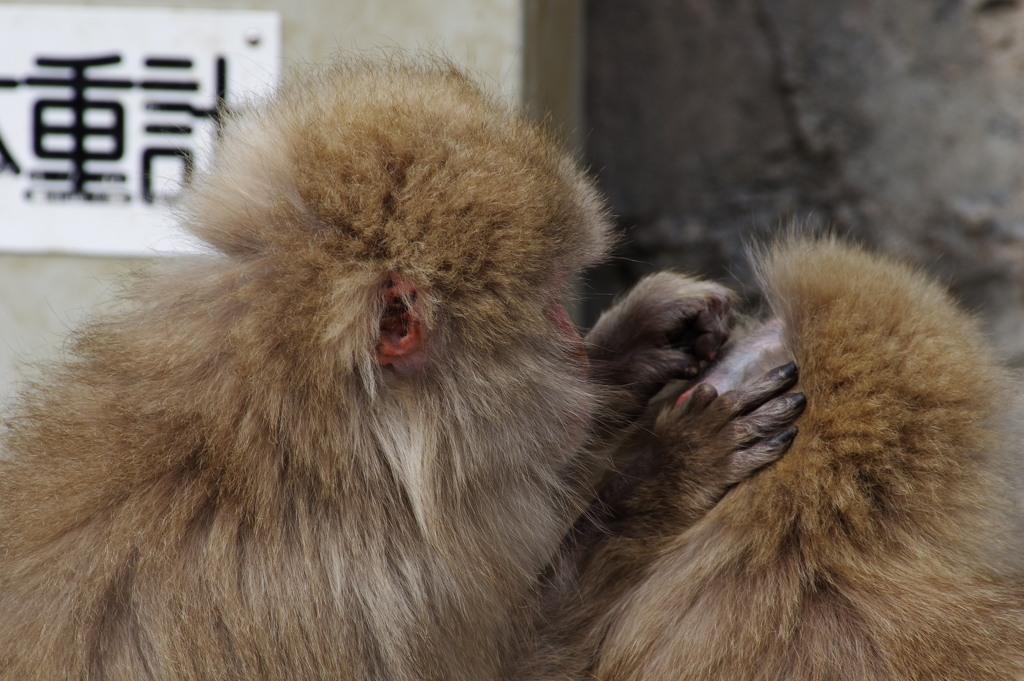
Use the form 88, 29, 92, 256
545, 299, 593, 446
547, 301, 587, 369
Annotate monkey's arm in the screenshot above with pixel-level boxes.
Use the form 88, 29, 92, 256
520, 364, 804, 680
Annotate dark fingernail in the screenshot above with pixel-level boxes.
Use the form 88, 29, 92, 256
768, 427, 798, 446
787, 392, 807, 414
779, 362, 798, 379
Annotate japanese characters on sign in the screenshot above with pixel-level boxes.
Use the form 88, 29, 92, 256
0, 5, 280, 255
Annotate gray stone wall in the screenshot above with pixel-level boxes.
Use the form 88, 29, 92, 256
585, 0, 1024, 364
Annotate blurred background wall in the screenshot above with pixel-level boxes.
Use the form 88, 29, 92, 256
582, 0, 1024, 366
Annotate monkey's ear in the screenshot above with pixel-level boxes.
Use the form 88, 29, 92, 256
377, 276, 428, 373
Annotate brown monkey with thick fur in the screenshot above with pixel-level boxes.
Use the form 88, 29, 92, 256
529, 237, 1024, 681
0, 59, 801, 680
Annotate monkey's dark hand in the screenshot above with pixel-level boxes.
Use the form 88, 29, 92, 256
600, 362, 804, 537
585, 272, 736, 412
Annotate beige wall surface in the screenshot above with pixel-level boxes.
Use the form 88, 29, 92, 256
0, 254, 129, 404
2, 0, 523, 92
0, 0, 582, 406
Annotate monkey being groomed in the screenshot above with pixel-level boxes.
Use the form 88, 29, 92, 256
529, 237, 1024, 681
0, 58, 802, 681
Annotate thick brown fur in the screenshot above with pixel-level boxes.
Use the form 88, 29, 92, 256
534, 237, 1024, 680
0, 58, 618, 681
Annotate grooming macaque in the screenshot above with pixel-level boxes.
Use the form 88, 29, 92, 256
0, 59, 800, 680
529, 238, 1024, 681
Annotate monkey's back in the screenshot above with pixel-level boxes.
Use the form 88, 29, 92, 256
594, 239, 1024, 680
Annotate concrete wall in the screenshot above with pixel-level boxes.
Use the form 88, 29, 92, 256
583, 0, 1024, 364
0, 0, 581, 404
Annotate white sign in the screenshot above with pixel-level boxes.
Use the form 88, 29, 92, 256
0, 5, 280, 255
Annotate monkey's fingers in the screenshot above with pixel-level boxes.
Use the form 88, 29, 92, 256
612, 348, 706, 406
666, 303, 729, 362
733, 392, 806, 445
718, 362, 799, 416
722, 427, 798, 485
693, 307, 729, 361
720, 389, 804, 484
677, 382, 718, 415
637, 348, 703, 383
651, 382, 721, 442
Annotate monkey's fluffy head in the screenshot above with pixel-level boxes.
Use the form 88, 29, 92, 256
182, 57, 612, 347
